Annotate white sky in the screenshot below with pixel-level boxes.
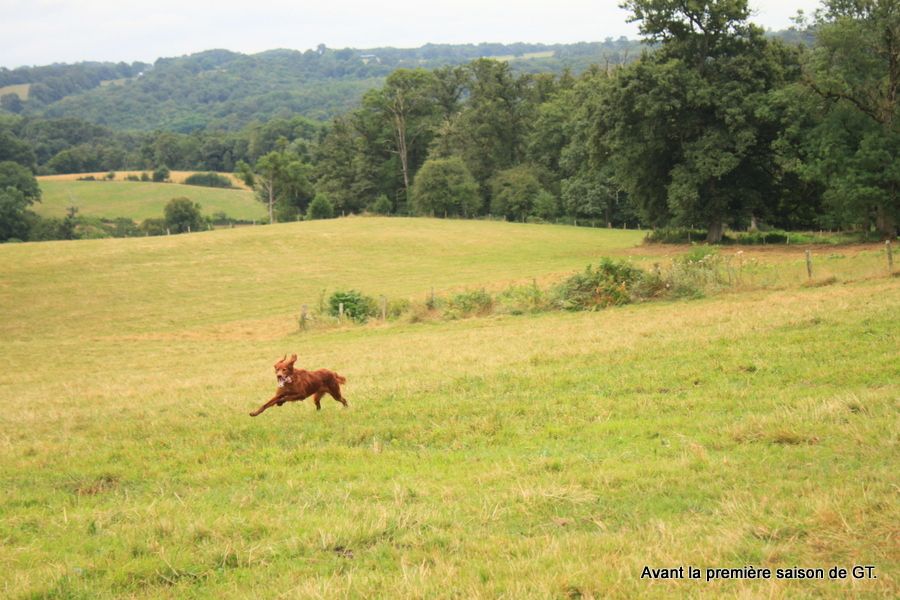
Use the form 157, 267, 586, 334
0, 0, 822, 69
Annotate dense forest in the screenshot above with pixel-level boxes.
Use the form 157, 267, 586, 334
0, 0, 897, 243
1, 40, 643, 131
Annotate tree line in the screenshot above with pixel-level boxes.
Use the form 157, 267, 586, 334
1, 0, 897, 243
0, 113, 323, 175
305, 0, 898, 240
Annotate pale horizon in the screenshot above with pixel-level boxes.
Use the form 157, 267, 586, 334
1, 0, 822, 69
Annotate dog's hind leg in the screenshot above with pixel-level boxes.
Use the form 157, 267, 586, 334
313, 391, 324, 411
328, 381, 348, 408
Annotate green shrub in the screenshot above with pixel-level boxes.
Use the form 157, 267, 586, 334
71, 216, 110, 239
124, 174, 140, 182
496, 282, 548, 315
27, 216, 65, 241
371, 194, 393, 215
209, 211, 232, 225
328, 290, 377, 322
644, 228, 708, 244
669, 247, 728, 292
553, 259, 643, 310
106, 217, 140, 238
445, 289, 493, 318
386, 298, 411, 319
184, 172, 233, 188
140, 217, 167, 236
681, 246, 718, 263
152, 165, 170, 183
742, 231, 787, 244
632, 270, 702, 300
140, 172, 151, 182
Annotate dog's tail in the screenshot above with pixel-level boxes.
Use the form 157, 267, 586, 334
335, 373, 347, 384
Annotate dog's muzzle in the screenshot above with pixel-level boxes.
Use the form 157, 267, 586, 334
277, 375, 293, 388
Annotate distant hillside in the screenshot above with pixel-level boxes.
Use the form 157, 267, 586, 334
0, 61, 149, 111
1, 31, 810, 134
3, 41, 643, 132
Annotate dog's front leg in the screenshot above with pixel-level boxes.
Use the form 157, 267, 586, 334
249, 394, 284, 417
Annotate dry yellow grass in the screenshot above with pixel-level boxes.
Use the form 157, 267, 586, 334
38, 171, 250, 190
0, 219, 897, 598
0, 83, 30, 100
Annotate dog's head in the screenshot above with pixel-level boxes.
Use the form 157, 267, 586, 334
274, 354, 297, 387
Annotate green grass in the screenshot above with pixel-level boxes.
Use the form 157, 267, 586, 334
33, 180, 266, 221
0, 218, 897, 598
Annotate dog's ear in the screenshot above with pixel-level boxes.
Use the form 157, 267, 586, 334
288, 353, 297, 365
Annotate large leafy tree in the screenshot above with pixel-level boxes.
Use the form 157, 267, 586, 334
803, 0, 899, 237
435, 60, 531, 193
239, 147, 313, 223
313, 117, 378, 215
0, 188, 32, 242
0, 161, 41, 242
411, 157, 481, 217
273, 160, 314, 221
0, 130, 37, 169
163, 197, 203, 234
533, 67, 637, 226
599, 0, 799, 241
490, 165, 546, 221
0, 161, 41, 202
364, 69, 441, 207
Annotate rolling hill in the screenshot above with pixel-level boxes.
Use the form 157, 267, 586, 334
4, 41, 644, 131
0, 219, 895, 597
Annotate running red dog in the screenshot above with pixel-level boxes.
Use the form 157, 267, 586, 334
249, 354, 348, 417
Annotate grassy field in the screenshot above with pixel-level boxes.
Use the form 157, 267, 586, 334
99, 78, 132, 87
0, 218, 897, 598
491, 50, 556, 62
39, 172, 250, 189
0, 83, 31, 100
33, 179, 264, 222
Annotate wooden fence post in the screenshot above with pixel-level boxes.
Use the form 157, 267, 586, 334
380, 295, 387, 321
166, 227, 170, 236
338, 302, 344, 321
887, 240, 894, 275
805, 249, 813, 280
299, 304, 308, 331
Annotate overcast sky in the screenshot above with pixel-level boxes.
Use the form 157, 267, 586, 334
1, 0, 822, 69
